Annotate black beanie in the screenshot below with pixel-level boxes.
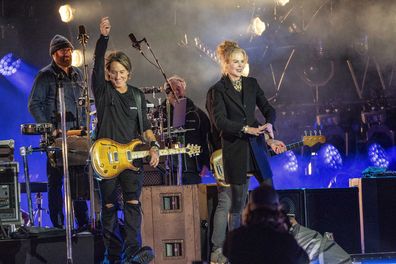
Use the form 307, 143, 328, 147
49, 34, 74, 55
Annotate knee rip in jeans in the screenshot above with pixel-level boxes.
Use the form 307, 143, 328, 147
105, 203, 114, 209
126, 199, 139, 205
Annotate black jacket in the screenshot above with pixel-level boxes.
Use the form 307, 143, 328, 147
210, 76, 276, 184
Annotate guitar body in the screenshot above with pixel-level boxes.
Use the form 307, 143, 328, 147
90, 138, 143, 180
90, 138, 201, 180
211, 134, 326, 187
210, 149, 228, 187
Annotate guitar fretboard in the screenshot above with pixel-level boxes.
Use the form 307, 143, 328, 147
127, 148, 187, 160
268, 141, 303, 156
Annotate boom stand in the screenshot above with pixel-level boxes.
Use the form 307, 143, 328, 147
57, 74, 74, 264
78, 27, 96, 231
131, 36, 182, 185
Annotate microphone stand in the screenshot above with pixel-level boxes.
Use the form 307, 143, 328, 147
131, 36, 182, 185
57, 73, 73, 264
78, 28, 96, 231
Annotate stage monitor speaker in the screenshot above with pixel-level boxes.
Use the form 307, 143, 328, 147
0, 162, 21, 225
277, 189, 305, 225
304, 188, 361, 254
350, 177, 396, 253
277, 187, 361, 254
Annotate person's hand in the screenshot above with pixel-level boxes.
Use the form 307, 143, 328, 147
199, 165, 209, 177
100, 17, 111, 36
244, 125, 266, 136
149, 147, 159, 167
262, 123, 274, 139
267, 139, 287, 154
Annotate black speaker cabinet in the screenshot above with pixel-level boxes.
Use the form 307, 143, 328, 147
277, 187, 361, 254
0, 162, 21, 225
350, 177, 396, 253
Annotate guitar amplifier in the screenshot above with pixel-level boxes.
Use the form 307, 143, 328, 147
0, 140, 14, 162
0, 162, 21, 225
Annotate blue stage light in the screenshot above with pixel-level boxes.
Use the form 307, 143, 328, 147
319, 144, 343, 170
368, 143, 389, 169
283, 151, 298, 172
0, 53, 21, 76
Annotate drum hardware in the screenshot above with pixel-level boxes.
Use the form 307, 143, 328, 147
140, 86, 162, 94
77, 97, 95, 106
20, 123, 53, 135
20, 182, 48, 227
33, 192, 46, 227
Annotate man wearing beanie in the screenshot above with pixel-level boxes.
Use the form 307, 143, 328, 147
28, 34, 89, 230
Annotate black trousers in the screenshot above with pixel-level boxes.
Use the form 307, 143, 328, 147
46, 161, 88, 228
99, 169, 144, 262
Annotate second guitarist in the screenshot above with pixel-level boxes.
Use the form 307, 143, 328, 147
209, 40, 286, 239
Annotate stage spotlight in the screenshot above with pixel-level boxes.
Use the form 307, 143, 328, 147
72, 50, 83, 67
368, 143, 389, 169
59, 4, 74, 23
0, 53, 21, 77
276, 0, 290, 6
251, 17, 266, 36
319, 144, 343, 170
283, 151, 298, 172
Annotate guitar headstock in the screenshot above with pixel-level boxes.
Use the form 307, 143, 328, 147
303, 131, 326, 147
185, 144, 201, 157
303, 135, 326, 147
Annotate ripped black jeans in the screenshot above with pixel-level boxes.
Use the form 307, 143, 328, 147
99, 169, 144, 263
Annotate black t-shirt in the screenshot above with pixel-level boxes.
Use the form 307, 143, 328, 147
92, 35, 150, 144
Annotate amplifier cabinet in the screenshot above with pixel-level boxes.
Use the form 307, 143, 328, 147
350, 177, 396, 253
278, 187, 361, 254
141, 185, 208, 264
0, 161, 21, 224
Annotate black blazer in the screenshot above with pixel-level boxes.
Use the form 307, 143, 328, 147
211, 75, 276, 184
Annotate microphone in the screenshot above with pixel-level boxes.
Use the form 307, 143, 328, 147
78, 25, 86, 36
129, 33, 143, 50
78, 25, 89, 44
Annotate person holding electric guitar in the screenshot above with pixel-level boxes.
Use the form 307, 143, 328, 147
92, 17, 157, 264
209, 40, 287, 237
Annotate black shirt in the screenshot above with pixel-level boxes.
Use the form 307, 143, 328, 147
92, 35, 150, 144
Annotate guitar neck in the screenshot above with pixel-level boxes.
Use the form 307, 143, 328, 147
131, 148, 186, 159
269, 141, 303, 156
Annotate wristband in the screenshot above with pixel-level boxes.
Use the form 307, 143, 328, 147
150, 141, 160, 149
242, 125, 249, 133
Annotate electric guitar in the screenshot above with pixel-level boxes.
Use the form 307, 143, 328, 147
210, 134, 326, 187
90, 138, 201, 179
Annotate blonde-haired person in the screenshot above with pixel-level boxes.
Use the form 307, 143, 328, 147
209, 40, 286, 231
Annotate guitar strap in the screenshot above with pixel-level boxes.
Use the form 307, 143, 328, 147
131, 87, 144, 137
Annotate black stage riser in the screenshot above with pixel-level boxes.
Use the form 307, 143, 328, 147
0, 233, 102, 264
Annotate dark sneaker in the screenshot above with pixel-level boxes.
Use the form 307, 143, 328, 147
126, 246, 155, 264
